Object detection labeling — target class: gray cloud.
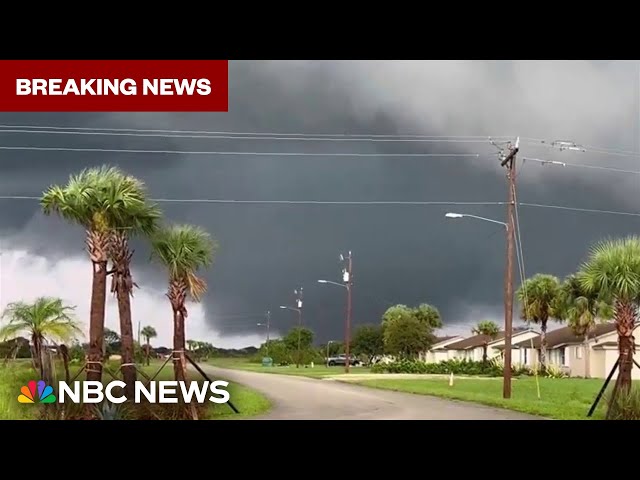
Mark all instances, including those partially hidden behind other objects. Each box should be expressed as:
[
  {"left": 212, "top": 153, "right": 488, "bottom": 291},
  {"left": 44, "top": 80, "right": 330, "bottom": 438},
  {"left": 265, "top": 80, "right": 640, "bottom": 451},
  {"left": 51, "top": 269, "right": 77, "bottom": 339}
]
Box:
[{"left": 0, "top": 60, "right": 638, "bottom": 347}]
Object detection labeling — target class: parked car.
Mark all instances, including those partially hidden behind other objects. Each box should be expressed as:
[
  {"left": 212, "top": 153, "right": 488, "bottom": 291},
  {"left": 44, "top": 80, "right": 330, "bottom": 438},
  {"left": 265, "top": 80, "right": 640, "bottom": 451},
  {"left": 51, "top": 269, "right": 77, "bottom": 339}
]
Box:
[{"left": 326, "top": 354, "right": 361, "bottom": 366}]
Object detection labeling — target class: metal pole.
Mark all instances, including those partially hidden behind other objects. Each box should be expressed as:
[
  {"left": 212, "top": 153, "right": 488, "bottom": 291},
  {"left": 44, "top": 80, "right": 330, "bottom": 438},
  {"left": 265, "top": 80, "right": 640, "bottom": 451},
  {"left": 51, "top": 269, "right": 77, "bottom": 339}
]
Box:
[
  {"left": 345, "top": 252, "right": 353, "bottom": 374},
  {"left": 326, "top": 341, "right": 331, "bottom": 367},
  {"left": 265, "top": 311, "right": 270, "bottom": 358},
  {"left": 297, "top": 308, "right": 302, "bottom": 368}
]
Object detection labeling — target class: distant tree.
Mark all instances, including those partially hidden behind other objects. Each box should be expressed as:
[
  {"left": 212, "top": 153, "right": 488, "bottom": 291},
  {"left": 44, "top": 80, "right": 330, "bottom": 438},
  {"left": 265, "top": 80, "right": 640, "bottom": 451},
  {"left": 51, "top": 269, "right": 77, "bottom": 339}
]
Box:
[
  {"left": 381, "top": 304, "right": 413, "bottom": 327},
  {"left": 283, "top": 326, "right": 314, "bottom": 367},
  {"left": 472, "top": 320, "right": 500, "bottom": 364},
  {"left": 141, "top": 326, "right": 157, "bottom": 366},
  {"left": 352, "top": 325, "right": 384, "bottom": 365},
  {"left": 0, "top": 297, "right": 82, "bottom": 382},
  {"left": 516, "top": 273, "right": 563, "bottom": 368},
  {"left": 103, "top": 328, "right": 120, "bottom": 359},
  {"left": 556, "top": 274, "right": 613, "bottom": 379},
  {"left": 383, "top": 315, "right": 436, "bottom": 359},
  {"left": 413, "top": 304, "right": 443, "bottom": 329}
]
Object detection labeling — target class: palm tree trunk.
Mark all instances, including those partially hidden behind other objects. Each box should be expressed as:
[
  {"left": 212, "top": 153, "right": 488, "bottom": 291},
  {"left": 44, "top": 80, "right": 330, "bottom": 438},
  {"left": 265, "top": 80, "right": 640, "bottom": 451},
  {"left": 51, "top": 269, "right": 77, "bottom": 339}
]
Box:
[
  {"left": 144, "top": 337, "right": 150, "bottom": 366},
  {"left": 30, "top": 335, "right": 40, "bottom": 373},
  {"left": 583, "top": 334, "right": 591, "bottom": 379},
  {"left": 86, "top": 229, "right": 110, "bottom": 382},
  {"left": 540, "top": 320, "right": 548, "bottom": 370},
  {"left": 482, "top": 345, "right": 488, "bottom": 364},
  {"left": 169, "top": 279, "right": 198, "bottom": 420},
  {"left": 613, "top": 300, "right": 635, "bottom": 394},
  {"left": 110, "top": 231, "right": 137, "bottom": 399}
]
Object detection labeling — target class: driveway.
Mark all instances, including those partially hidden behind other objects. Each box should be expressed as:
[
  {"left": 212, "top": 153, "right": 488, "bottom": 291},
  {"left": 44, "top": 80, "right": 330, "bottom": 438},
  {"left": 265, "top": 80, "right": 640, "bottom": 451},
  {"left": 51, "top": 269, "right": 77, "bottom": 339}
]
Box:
[{"left": 199, "top": 365, "right": 545, "bottom": 420}]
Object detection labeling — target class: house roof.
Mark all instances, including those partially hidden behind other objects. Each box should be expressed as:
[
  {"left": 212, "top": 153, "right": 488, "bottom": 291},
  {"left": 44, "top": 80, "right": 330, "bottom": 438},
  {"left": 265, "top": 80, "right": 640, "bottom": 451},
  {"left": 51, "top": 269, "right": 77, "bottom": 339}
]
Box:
[
  {"left": 512, "top": 322, "right": 617, "bottom": 349},
  {"left": 431, "top": 335, "right": 461, "bottom": 348},
  {"left": 443, "top": 328, "right": 529, "bottom": 350},
  {"left": 592, "top": 341, "right": 640, "bottom": 350}
]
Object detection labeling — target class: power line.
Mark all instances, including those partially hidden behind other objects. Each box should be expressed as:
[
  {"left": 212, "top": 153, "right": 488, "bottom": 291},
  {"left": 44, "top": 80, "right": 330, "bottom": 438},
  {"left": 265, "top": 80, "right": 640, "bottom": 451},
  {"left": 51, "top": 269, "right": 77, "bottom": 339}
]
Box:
[
  {"left": 0, "top": 196, "right": 504, "bottom": 206},
  {"left": 1, "top": 193, "right": 639, "bottom": 217},
  {"left": 524, "top": 156, "right": 640, "bottom": 175},
  {"left": 0, "top": 146, "right": 481, "bottom": 158},
  {"left": 0, "top": 123, "right": 515, "bottom": 140},
  {"left": 0, "top": 128, "right": 507, "bottom": 144},
  {"left": 520, "top": 137, "right": 640, "bottom": 159},
  {"left": 519, "top": 203, "right": 640, "bottom": 218}
]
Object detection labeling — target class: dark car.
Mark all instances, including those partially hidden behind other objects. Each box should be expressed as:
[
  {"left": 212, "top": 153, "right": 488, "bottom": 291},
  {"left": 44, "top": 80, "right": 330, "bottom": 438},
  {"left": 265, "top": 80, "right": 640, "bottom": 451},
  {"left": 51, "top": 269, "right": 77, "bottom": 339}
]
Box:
[{"left": 326, "top": 354, "right": 360, "bottom": 366}]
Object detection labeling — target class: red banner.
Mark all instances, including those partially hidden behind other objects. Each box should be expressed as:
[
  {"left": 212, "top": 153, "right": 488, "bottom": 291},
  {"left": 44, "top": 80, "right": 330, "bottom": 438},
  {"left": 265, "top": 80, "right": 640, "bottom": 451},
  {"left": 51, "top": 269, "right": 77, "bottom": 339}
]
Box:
[{"left": 0, "top": 60, "right": 228, "bottom": 112}]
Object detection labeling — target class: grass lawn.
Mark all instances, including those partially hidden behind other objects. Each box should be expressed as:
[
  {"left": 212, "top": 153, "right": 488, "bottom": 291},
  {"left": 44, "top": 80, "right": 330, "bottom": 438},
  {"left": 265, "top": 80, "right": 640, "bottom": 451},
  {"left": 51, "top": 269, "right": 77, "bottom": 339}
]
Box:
[
  {"left": 209, "top": 357, "right": 371, "bottom": 378},
  {"left": 350, "top": 376, "right": 616, "bottom": 420},
  {"left": 0, "top": 359, "right": 271, "bottom": 420}
]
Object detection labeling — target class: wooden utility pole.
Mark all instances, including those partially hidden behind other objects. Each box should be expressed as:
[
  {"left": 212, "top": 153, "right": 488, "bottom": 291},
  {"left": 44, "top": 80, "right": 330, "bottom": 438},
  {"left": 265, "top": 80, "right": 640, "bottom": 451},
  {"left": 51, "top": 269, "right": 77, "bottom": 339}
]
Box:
[
  {"left": 264, "top": 310, "right": 271, "bottom": 357},
  {"left": 500, "top": 137, "right": 519, "bottom": 400}
]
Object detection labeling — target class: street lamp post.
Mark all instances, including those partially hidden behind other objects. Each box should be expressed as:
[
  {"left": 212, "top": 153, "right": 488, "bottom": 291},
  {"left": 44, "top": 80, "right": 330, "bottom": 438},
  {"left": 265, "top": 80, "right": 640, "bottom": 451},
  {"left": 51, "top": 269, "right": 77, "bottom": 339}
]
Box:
[
  {"left": 257, "top": 310, "right": 270, "bottom": 358},
  {"left": 280, "top": 288, "right": 303, "bottom": 368},
  {"left": 445, "top": 212, "right": 514, "bottom": 399},
  {"left": 318, "top": 250, "right": 353, "bottom": 374}
]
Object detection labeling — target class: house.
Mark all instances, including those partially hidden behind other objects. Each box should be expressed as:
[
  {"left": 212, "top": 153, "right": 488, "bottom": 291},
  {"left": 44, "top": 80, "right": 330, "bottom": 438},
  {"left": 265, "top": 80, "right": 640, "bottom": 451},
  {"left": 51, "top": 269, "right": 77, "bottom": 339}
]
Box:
[
  {"left": 511, "top": 322, "right": 640, "bottom": 380},
  {"left": 439, "top": 327, "right": 537, "bottom": 366},
  {"left": 420, "top": 336, "right": 463, "bottom": 363}
]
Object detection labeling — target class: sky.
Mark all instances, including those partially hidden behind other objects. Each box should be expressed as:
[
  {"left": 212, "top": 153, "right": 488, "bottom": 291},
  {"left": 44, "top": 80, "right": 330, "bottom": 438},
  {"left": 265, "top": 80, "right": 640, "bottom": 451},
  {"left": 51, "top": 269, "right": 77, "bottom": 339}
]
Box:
[{"left": 0, "top": 60, "right": 639, "bottom": 348}]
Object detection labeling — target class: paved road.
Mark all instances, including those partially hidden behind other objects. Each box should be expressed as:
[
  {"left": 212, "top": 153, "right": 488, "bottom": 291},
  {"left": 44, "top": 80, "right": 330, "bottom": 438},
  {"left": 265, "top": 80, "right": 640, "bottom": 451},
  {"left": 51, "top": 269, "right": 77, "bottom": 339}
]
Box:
[{"left": 200, "top": 365, "right": 545, "bottom": 420}]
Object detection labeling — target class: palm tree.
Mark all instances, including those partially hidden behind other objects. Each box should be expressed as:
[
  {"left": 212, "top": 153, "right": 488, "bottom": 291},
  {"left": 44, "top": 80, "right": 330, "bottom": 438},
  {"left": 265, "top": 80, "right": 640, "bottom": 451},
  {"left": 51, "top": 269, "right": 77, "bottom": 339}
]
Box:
[
  {"left": 578, "top": 237, "right": 640, "bottom": 392},
  {"left": 41, "top": 165, "right": 159, "bottom": 384},
  {"left": 107, "top": 173, "right": 161, "bottom": 394},
  {"left": 516, "top": 273, "right": 562, "bottom": 369},
  {"left": 141, "top": 326, "right": 157, "bottom": 366},
  {"left": 151, "top": 224, "right": 217, "bottom": 384},
  {"left": 0, "top": 297, "right": 82, "bottom": 382},
  {"left": 472, "top": 320, "right": 500, "bottom": 364},
  {"left": 556, "top": 274, "right": 613, "bottom": 378}
]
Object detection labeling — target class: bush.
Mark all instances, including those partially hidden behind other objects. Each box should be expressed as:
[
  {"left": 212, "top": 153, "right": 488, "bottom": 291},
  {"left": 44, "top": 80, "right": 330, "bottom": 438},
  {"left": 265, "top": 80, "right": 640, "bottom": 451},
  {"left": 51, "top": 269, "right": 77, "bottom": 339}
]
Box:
[
  {"left": 605, "top": 386, "right": 640, "bottom": 420},
  {"left": 370, "top": 358, "right": 533, "bottom": 377}
]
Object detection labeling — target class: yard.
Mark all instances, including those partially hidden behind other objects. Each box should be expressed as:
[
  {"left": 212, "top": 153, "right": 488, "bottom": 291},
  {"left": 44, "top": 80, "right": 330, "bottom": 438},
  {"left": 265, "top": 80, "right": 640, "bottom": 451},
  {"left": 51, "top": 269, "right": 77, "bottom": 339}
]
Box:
[
  {"left": 348, "top": 375, "right": 622, "bottom": 420},
  {"left": 209, "top": 357, "right": 372, "bottom": 378},
  {"left": 0, "top": 359, "right": 271, "bottom": 420}
]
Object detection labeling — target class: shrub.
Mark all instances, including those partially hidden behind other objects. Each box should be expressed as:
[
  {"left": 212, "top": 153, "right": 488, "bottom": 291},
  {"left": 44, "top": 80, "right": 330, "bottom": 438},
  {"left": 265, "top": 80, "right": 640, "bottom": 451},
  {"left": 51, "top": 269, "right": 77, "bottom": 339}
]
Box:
[
  {"left": 543, "top": 364, "right": 567, "bottom": 378},
  {"left": 370, "top": 357, "right": 535, "bottom": 377},
  {"left": 605, "top": 386, "right": 640, "bottom": 420}
]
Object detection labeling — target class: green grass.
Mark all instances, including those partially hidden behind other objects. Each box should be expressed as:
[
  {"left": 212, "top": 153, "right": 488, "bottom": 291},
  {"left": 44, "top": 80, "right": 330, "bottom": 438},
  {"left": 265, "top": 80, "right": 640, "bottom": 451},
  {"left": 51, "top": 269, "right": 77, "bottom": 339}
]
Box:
[
  {"left": 209, "top": 357, "right": 371, "bottom": 378},
  {"left": 0, "top": 359, "right": 271, "bottom": 420},
  {"left": 351, "top": 376, "right": 614, "bottom": 420}
]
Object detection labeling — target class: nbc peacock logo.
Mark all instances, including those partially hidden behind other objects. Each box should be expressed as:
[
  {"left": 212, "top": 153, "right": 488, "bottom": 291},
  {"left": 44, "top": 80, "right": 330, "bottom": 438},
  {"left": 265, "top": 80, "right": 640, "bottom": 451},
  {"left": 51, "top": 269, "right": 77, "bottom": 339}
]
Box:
[{"left": 18, "top": 380, "right": 56, "bottom": 404}]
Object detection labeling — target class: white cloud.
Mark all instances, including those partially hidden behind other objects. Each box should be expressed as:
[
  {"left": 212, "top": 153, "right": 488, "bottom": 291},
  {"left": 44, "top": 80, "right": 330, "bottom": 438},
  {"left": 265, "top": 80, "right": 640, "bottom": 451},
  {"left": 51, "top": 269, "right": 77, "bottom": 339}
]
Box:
[{"left": 0, "top": 246, "right": 263, "bottom": 349}]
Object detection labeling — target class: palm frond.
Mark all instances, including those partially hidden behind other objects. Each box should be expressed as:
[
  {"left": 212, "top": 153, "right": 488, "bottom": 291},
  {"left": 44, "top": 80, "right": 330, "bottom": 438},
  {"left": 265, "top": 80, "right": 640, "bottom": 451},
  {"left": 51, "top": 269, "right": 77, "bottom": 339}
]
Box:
[
  {"left": 151, "top": 224, "right": 217, "bottom": 300},
  {"left": 0, "top": 297, "right": 82, "bottom": 344}
]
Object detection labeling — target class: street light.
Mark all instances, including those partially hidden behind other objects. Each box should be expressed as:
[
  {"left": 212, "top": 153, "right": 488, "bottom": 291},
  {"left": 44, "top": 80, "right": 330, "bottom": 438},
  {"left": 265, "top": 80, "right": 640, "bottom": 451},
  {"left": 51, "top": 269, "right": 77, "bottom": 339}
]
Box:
[
  {"left": 280, "top": 289, "right": 303, "bottom": 368},
  {"left": 257, "top": 310, "right": 270, "bottom": 358},
  {"left": 445, "top": 211, "right": 513, "bottom": 399},
  {"left": 317, "top": 250, "right": 353, "bottom": 374},
  {"left": 445, "top": 212, "right": 508, "bottom": 228}
]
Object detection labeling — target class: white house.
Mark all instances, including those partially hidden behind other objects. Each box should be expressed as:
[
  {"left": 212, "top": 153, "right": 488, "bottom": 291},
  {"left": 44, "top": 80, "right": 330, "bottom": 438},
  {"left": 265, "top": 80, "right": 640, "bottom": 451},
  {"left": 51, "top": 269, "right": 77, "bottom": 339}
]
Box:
[
  {"left": 511, "top": 322, "right": 640, "bottom": 380},
  {"left": 438, "top": 327, "right": 535, "bottom": 366},
  {"left": 420, "top": 336, "right": 463, "bottom": 363}
]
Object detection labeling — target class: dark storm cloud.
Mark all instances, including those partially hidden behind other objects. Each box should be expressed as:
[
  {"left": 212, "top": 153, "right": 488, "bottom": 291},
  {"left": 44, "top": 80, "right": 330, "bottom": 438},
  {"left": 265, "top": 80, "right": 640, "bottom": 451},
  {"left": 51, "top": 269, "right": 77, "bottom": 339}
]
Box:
[{"left": 1, "top": 60, "right": 639, "bottom": 344}]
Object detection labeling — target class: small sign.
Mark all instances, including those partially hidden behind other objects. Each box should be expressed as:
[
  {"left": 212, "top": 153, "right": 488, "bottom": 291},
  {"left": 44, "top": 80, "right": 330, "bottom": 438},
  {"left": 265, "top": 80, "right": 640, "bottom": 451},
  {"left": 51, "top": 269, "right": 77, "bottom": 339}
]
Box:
[{"left": 262, "top": 357, "right": 273, "bottom": 367}]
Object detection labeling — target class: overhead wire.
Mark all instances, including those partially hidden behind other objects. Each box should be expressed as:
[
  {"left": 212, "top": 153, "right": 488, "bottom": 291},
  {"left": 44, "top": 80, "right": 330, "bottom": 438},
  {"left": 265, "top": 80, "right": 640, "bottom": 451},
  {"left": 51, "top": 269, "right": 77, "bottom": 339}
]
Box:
[
  {"left": 0, "top": 146, "right": 482, "bottom": 157},
  {"left": 0, "top": 123, "right": 515, "bottom": 139},
  {"left": 0, "top": 128, "right": 509, "bottom": 143}
]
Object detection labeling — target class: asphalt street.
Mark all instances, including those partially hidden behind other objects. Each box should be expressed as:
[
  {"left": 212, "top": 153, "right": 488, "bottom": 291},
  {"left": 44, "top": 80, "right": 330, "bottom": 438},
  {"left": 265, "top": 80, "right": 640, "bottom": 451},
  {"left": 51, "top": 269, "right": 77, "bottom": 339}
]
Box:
[{"left": 200, "top": 365, "right": 545, "bottom": 420}]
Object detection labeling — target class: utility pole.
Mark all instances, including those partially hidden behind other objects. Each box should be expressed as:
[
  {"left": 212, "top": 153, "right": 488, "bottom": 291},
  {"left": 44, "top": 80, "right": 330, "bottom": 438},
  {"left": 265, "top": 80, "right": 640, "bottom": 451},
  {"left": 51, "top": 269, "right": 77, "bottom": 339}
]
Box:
[
  {"left": 499, "top": 137, "right": 519, "bottom": 399},
  {"left": 342, "top": 251, "right": 353, "bottom": 374},
  {"left": 295, "top": 288, "right": 303, "bottom": 368},
  {"left": 264, "top": 311, "right": 270, "bottom": 357}
]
